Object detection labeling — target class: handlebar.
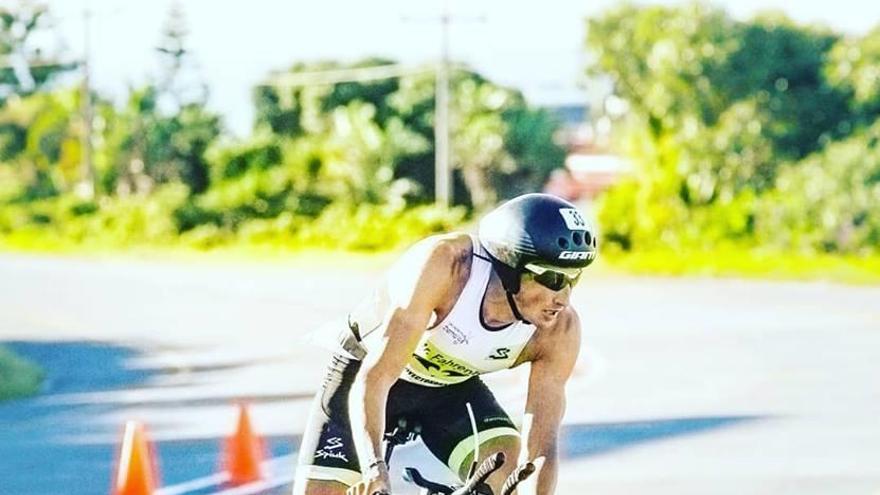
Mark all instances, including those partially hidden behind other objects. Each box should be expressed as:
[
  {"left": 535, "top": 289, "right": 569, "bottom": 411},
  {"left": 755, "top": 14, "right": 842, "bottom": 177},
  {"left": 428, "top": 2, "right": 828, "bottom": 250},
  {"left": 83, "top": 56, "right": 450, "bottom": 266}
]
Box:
[
  {"left": 452, "top": 452, "right": 504, "bottom": 495},
  {"left": 402, "top": 451, "right": 536, "bottom": 495}
]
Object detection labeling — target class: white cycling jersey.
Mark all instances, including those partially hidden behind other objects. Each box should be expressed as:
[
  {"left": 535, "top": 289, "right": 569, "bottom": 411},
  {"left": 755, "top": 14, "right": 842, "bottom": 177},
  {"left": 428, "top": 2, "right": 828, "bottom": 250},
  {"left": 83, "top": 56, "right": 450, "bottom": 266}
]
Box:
[{"left": 350, "top": 236, "right": 537, "bottom": 387}]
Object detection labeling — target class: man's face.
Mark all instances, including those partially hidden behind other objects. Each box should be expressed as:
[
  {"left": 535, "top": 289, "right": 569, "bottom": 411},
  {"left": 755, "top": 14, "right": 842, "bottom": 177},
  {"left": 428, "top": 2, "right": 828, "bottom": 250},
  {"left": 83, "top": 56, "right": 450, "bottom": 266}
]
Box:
[{"left": 515, "top": 272, "right": 574, "bottom": 326}]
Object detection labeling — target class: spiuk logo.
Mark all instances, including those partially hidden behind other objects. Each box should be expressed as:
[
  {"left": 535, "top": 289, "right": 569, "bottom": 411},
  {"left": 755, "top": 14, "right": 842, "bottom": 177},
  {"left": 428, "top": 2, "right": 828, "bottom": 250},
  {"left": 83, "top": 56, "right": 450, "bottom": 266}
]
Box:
[
  {"left": 315, "top": 436, "right": 348, "bottom": 462},
  {"left": 487, "top": 347, "right": 511, "bottom": 360}
]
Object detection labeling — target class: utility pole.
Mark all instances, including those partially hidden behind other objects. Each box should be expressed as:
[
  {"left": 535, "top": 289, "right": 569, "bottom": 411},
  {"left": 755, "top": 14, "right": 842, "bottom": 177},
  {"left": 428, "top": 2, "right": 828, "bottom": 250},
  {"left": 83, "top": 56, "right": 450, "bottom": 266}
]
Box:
[
  {"left": 77, "top": 7, "right": 96, "bottom": 200},
  {"left": 435, "top": 7, "right": 451, "bottom": 208},
  {"left": 404, "top": 5, "right": 484, "bottom": 208}
]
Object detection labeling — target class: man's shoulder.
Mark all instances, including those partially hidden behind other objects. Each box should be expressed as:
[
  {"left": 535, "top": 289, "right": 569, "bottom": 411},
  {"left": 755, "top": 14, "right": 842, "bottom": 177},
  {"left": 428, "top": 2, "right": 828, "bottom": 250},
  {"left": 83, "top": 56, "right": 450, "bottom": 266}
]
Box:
[
  {"left": 385, "top": 233, "right": 473, "bottom": 302},
  {"left": 412, "top": 232, "right": 474, "bottom": 268}
]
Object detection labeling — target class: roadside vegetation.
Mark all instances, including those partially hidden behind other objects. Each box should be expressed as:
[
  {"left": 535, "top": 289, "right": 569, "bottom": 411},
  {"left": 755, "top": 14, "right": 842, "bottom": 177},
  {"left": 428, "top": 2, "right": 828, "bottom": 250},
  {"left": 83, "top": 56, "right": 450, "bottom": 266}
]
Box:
[
  {"left": 0, "top": 346, "right": 44, "bottom": 401},
  {"left": 588, "top": 5, "right": 880, "bottom": 282},
  {"left": 0, "top": 4, "right": 878, "bottom": 281}
]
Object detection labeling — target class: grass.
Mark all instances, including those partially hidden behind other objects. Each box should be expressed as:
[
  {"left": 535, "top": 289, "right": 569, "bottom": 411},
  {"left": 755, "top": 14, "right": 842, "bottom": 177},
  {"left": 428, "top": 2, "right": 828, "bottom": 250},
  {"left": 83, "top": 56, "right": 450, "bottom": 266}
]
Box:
[
  {"left": 601, "top": 247, "right": 880, "bottom": 285},
  {"left": 0, "top": 345, "right": 44, "bottom": 402},
  {"left": 3, "top": 228, "right": 880, "bottom": 284},
  {"left": 0, "top": 233, "right": 401, "bottom": 272}
]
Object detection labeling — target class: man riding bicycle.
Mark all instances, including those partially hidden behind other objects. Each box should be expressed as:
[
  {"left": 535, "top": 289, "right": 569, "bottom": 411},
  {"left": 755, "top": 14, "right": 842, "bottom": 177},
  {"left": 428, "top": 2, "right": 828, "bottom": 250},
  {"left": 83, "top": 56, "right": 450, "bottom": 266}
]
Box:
[{"left": 294, "top": 194, "right": 598, "bottom": 495}]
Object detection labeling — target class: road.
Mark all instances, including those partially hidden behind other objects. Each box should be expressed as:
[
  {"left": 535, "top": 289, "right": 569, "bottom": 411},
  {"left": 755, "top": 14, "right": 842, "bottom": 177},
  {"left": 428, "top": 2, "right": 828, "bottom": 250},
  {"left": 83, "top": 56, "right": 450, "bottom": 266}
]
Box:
[{"left": 1, "top": 254, "right": 879, "bottom": 494}]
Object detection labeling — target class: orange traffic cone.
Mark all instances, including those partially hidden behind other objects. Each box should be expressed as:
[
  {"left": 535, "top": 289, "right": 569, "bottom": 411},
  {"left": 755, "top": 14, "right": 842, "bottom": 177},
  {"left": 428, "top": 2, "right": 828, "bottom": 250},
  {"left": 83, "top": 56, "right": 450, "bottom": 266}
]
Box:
[
  {"left": 223, "top": 402, "right": 265, "bottom": 485},
  {"left": 113, "top": 421, "right": 158, "bottom": 495}
]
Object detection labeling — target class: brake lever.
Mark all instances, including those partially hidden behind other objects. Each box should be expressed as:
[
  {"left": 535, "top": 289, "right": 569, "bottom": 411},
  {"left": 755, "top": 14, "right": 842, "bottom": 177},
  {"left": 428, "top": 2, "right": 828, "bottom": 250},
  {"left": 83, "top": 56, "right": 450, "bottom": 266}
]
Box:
[
  {"left": 451, "top": 452, "right": 505, "bottom": 495},
  {"left": 500, "top": 456, "right": 544, "bottom": 495},
  {"left": 403, "top": 467, "right": 455, "bottom": 495}
]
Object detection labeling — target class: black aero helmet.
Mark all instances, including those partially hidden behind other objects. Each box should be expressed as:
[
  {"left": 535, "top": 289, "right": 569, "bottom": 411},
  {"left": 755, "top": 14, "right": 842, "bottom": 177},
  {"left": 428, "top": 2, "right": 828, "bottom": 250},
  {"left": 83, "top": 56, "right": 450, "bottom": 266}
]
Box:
[{"left": 479, "top": 193, "right": 598, "bottom": 293}]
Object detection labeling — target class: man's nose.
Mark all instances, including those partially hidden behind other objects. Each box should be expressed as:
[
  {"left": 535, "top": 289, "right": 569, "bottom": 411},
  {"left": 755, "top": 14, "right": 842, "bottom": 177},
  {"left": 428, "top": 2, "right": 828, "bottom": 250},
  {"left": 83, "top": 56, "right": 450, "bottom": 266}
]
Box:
[{"left": 552, "top": 285, "right": 571, "bottom": 306}]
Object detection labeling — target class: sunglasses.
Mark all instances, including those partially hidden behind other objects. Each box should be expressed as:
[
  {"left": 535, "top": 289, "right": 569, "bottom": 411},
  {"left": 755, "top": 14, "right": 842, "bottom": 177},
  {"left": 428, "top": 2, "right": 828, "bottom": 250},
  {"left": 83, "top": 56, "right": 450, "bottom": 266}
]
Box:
[{"left": 523, "top": 263, "right": 583, "bottom": 291}]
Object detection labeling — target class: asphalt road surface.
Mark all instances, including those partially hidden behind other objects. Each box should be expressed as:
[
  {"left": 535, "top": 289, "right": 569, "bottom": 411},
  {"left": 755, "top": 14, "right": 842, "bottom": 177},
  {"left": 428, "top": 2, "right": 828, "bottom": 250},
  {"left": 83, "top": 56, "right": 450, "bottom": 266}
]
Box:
[{"left": 1, "top": 254, "right": 878, "bottom": 495}]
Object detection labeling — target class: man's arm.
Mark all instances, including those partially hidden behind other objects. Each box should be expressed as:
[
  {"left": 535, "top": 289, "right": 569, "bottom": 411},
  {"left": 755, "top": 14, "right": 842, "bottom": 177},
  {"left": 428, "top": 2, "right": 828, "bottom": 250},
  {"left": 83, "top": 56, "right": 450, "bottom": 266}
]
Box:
[
  {"left": 519, "top": 310, "right": 582, "bottom": 495},
  {"left": 348, "top": 238, "right": 464, "bottom": 492}
]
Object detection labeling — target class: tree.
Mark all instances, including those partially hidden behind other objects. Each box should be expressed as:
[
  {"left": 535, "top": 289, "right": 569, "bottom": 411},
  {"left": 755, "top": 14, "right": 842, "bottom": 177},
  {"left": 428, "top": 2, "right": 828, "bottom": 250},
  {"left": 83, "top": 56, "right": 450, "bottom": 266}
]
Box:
[
  {"left": 0, "top": 88, "right": 81, "bottom": 199},
  {"left": 102, "top": 1, "right": 219, "bottom": 196},
  {"left": 0, "top": 1, "right": 74, "bottom": 102},
  {"left": 155, "top": 0, "right": 207, "bottom": 111},
  {"left": 1, "top": 1, "right": 76, "bottom": 163},
  {"left": 825, "top": 24, "right": 880, "bottom": 128},
  {"left": 255, "top": 59, "right": 565, "bottom": 210},
  {"left": 586, "top": 4, "right": 859, "bottom": 251}
]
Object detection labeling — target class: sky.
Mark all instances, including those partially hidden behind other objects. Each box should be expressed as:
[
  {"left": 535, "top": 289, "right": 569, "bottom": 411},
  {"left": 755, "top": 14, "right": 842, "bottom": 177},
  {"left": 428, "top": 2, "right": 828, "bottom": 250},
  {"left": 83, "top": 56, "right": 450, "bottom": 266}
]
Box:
[{"left": 34, "top": 0, "right": 880, "bottom": 136}]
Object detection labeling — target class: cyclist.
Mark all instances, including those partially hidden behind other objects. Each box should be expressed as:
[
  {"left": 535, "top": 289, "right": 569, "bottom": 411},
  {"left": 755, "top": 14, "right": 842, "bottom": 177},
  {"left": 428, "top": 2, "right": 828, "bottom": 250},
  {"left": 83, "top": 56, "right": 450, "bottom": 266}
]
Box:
[{"left": 294, "top": 193, "right": 598, "bottom": 495}]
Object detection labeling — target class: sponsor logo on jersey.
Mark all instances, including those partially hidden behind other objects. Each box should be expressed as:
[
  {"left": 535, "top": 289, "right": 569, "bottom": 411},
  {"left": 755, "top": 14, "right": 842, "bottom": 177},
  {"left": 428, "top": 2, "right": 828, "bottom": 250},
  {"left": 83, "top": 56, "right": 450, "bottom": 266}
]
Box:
[
  {"left": 442, "top": 323, "right": 469, "bottom": 345},
  {"left": 487, "top": 347, "right": 511, "bottom": 360},
  {"left": 315, "top": 436, "right": 349, "bottom": 462},
  {"left": 403, "top": 367, "right": 446, "bottom": 386},
  {"left": 407, "top": 341, "right": 480, "bottom": 383}
]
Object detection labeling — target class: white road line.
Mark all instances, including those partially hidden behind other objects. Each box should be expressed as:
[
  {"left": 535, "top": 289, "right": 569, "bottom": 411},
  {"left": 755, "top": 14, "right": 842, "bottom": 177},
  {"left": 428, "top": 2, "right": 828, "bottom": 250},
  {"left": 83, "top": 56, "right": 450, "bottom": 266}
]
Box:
[
  {"left": 155, "top": 454, "right": 296, "bottom": 495},
  {"left": 208, "top": 472, "right": 296, "bottom": 495},
  {"left": 155, "top": 472, "right": 229, "bottom": 495}
]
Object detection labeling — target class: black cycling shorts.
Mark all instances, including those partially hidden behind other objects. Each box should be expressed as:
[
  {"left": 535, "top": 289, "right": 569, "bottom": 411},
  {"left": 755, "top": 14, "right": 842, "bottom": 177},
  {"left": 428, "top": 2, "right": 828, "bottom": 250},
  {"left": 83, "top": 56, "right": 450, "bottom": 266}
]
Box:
[{"left": 295, "top": 353, "right": 519, "bottom": 486}]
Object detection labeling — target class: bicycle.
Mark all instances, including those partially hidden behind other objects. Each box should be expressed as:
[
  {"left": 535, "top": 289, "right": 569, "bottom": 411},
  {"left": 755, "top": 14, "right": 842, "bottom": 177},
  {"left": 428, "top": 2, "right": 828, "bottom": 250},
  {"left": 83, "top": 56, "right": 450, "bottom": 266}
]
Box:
[
  {"left": 401, "top": 451, "right": 536, "bottom": 495},
  {"left": 347, "top": 416, "right": 538, "bottom": 495}
]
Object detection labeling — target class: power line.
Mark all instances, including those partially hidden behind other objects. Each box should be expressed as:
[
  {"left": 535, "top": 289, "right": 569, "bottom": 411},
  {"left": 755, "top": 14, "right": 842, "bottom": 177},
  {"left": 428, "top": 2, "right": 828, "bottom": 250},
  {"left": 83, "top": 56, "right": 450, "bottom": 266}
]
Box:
[{"left": 260, "top": 63, "right": 432, "bottom": 88}]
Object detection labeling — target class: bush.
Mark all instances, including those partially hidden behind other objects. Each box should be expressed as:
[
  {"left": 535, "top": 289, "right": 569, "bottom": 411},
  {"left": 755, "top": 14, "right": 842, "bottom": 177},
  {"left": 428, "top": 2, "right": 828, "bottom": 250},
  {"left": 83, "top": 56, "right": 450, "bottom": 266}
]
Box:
[
  {"left": 293, "top": 202, "right": 468, "bottom": 251},
  {"left": 0, "top": 345, "right": 44, "bottom": 401},
  {"left": 755, "top": 121, "right": 880, "bottom": 254}
]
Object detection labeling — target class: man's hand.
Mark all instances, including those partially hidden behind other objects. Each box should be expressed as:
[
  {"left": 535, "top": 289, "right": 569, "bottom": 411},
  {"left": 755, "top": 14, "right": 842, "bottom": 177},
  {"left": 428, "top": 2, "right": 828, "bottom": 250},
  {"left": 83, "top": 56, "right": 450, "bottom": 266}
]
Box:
[{"left": 346, "top": 460, "right": 392, "bottom": 495}]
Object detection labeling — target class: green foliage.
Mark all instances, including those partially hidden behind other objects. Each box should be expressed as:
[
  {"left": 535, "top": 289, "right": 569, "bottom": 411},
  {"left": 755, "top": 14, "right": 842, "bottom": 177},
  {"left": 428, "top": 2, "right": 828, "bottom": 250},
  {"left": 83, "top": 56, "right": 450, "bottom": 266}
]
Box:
[
  {"left": 1, "top": 0, "right": 77, "bottom": 175},
  {"left": 755, "top": 121, "right": 880, "bottom": 254},
  {"left": 0, "top": 184, "right": 190, "bottom": 248},
  {"left": 1, "top": 1, "right": 76, "bottom": 102},
  {"left": 0, "top": 88, "right": 81, "bottom": 199},
  {"left": 0, "top": 4, "right": 563, "bottom": 259},
  {"left": 102, "top": 86, "right": 221, "bottom": 196},
  {"left": 719, "top": 17, "right": 850, "bottom": 160},
  {"left": 589, "top": 3, "right": 880, "bottom": 256},
  {"left": 825, "top": 25, "right": 880, "bottom": 122},
  {"left": 0, "top": 184, "right": 465, "bottom": 254},
  {"left": 292, "top": 202, "right": 467, "bottom": 251},
  {"left": 0, "top": 345, "right": 44, "bottom": 401},
  {"left": 498, "top": 106, "right": 566, "bottom": 197},
  {"left": 208, "top": 133, "right": 283, "bottom": 181},
  {"left": 255, "top": 60, "right": 565, "bottom": 209},
  {"left": 603, "top": 246, "right": 880, "bottom": 285}
]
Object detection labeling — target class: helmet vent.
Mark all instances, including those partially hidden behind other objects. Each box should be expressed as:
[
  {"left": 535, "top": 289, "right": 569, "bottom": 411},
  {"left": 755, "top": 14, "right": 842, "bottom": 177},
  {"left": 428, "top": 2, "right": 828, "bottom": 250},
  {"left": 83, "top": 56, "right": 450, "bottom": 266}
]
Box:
[
  {"left": 572, "top": 232, "right": 583, "bottom": 245},
  {"left": 584, "top": 232, "right": 593, "bottom": 246},
  {"left": 557, "top": 237, "right": 570, "bottom": 249}
]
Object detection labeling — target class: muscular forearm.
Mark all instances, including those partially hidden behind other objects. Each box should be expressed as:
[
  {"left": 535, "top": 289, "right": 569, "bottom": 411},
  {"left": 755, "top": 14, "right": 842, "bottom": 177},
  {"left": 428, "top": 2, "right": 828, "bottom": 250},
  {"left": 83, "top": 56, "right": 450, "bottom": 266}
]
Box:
[{"left": 349, "top": 370, "right": 393, "bottom": 470}]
